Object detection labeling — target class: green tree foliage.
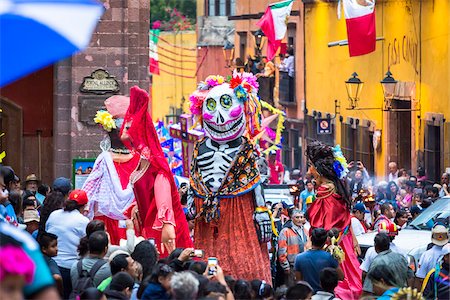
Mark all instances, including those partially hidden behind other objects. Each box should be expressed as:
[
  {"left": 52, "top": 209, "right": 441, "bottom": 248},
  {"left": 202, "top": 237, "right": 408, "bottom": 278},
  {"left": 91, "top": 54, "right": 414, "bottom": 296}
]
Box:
[{"left": 150, "top": 0, "right": 196, "bottom": 31}]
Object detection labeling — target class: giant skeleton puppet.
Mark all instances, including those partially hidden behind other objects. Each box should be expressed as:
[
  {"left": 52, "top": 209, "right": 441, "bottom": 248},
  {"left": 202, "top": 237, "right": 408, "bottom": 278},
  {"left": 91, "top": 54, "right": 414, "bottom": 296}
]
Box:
[{"left": 188, "top": 73, "right": 272, "bottom": 282}]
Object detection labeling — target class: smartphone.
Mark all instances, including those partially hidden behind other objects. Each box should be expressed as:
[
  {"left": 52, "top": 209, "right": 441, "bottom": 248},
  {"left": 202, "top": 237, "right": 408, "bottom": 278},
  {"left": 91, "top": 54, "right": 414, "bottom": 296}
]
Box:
[
  {"left": 148, "top": 238, "right": 155, "bottom": 246},
  {"left": 190, "top": 249, "right": 204, "bottom": 258},
  {"left": 207, "top": 257, "right": 218, "bottom": 276},
  {"left": 118, "top": 220, "right": 127, "bottom": 228}
]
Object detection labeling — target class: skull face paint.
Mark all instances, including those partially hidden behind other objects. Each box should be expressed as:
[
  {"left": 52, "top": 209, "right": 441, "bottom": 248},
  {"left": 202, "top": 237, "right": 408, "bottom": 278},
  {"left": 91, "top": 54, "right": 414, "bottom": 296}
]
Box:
[{"left": 202, "top": 84, "right": 246, "bottom": 143}]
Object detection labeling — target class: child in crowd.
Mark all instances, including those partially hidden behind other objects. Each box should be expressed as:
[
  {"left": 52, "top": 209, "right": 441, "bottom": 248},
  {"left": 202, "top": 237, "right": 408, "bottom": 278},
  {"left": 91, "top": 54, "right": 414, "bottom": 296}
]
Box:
[{"left": 38, "top": 232, "right": 63, "bottom": 295}]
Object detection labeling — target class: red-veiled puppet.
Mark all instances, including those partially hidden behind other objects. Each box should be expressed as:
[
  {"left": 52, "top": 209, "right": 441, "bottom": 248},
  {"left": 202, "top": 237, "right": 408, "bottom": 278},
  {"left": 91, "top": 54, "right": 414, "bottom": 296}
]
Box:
[
  {"left": 82, "top": 96, "right": 140, "bottom": 245},
  {"left": 121, "top": 86, "right": 193, "bottom": 256}
]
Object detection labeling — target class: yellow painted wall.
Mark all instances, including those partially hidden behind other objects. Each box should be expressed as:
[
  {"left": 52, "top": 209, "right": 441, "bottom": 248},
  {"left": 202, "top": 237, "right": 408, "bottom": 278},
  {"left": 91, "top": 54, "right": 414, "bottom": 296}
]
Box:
[
  {"left": 151, "top": 30, "right": 197, "bottom": 121},
  {"left": 304, "top": 0, "right": 450, "bottom": 177}
]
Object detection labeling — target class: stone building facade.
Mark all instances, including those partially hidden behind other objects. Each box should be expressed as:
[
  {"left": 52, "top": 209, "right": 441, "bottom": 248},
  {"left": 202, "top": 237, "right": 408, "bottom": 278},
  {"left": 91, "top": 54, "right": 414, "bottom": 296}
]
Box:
[{"left": 0, "top": 0, "right": 150, "bottom": 182}]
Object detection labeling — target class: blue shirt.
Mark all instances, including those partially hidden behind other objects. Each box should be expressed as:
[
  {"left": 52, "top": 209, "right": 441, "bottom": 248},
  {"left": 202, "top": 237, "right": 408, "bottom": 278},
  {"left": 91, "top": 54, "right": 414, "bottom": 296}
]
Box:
[
  {"left": 299, "top": 190, "right": 314, "bottom": 212},
  {"left": 294, "top": 249, "right": 338, "bottom": 292}
]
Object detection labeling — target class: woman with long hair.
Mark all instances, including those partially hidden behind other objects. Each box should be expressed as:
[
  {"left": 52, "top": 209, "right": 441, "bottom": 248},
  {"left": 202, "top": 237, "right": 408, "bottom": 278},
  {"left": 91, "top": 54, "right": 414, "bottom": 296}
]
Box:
[
  {"left": 385, "top": 181, "right": 400, "bottom": 210},
  {"left": 38, "top": 191, "right": 65, "bottom": 234},
  {"left": 305, "top": 140, "right": 362, "bottom": 298}
]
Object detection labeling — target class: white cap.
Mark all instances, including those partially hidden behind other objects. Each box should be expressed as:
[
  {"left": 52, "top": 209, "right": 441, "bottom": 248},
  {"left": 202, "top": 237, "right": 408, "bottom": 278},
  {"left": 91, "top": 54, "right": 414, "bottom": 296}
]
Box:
[{"left": 431, "top": 225, "right": 449, "bottom": 246}]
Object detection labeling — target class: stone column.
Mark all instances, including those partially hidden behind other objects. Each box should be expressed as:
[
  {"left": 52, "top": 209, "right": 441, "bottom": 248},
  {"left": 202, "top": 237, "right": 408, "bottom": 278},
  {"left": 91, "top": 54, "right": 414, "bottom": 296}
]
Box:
[{"left": 53, "top": 0, "right": 150, "bottom": 178}]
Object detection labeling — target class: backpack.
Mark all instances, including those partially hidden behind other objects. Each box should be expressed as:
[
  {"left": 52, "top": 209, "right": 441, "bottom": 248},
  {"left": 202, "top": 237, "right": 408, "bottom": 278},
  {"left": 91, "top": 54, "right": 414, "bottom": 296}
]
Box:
[{"left": 69, "top": 259, "right": 107, "bottom": 299}]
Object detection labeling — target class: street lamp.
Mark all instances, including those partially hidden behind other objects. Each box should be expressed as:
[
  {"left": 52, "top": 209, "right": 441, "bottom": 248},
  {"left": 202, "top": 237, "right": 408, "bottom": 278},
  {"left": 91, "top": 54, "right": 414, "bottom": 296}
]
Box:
[
  {"left": 345, "top": 72, "right": 363, "bottom": 109},
  {"left": 253, "top": 29, "right": 265, "bottom": 59},
  {"left": 380, "top": 70, "right": 398, "bottom": 110},
  {"left": 222, "top": 40, "right": 235, "bottom": 69}
]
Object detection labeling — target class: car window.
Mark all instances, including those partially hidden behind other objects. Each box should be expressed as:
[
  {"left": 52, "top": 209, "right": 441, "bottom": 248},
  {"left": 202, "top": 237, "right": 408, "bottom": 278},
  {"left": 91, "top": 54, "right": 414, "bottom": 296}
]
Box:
[{"left": 409, "top": 198, "right": 450, "bottom": 229}]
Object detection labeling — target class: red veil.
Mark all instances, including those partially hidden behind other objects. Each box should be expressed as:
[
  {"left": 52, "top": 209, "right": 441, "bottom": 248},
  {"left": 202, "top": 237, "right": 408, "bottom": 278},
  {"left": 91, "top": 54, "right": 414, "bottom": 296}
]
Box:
[
  {"left": 120, "top": 86, "right": 191, "bottom": 244},
  {"left": 121, "top": 86, "right": 173, "bottom": 181}
]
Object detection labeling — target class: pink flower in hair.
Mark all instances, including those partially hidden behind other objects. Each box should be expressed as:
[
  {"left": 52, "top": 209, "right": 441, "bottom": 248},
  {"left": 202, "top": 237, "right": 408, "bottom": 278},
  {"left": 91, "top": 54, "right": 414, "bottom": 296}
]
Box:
[
  {"left": 189, "top": 90, "right": 208, "bottom": 116},
  {"left": 241, "top": 72, "right": 259, "bottom": 91},
  {"left": 0, "top": 245, "right": 35, "bottom": 284}
]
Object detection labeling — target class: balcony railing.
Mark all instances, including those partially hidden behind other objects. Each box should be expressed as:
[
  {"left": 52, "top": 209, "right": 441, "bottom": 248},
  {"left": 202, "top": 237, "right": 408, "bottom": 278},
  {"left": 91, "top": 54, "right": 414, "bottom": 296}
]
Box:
[{"left": 279, "top": 71, "right": 295, "bottom": 104}]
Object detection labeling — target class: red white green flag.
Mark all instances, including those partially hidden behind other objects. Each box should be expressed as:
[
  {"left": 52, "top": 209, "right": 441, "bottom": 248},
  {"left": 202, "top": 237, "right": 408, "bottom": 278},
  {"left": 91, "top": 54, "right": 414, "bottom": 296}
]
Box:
[
  {"left": 149, "top": 29, "right": 160, "bottom": 75},
  {"left": 257, "top": 0, "right": 293, "bottom": 61}
]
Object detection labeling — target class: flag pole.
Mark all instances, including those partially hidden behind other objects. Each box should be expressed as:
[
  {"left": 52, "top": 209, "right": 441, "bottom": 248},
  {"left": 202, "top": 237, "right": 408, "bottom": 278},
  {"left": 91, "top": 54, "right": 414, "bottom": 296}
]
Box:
[{"left": 328, "top": 37, "right": 384, "bottom": 47}]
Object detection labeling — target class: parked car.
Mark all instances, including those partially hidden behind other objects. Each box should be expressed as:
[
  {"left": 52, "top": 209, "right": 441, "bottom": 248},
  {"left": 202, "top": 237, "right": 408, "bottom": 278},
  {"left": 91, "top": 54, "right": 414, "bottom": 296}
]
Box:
[
  {"left": 263, "top": 184, "right": 295, "bottom": 207},
  {"left": 357, "top": 196, "right": 450, "bottom": 269}
]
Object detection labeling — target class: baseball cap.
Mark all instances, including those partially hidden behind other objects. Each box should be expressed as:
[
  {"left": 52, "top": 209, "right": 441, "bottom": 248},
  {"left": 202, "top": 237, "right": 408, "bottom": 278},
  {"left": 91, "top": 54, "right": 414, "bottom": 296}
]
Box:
[
  {"left": 53, "top": 177, "right": 72, "bottom": 196},
  {"left": 269, "top": 150, "right": 276, "bottom": 155},
  {"left": 354, "top": 203, "right": 370, "bottom": 213},
  {"left": 431, "top": 224, "right": 449, "bottom": 246},
  {"left": 68, "top": 189, "right": 88, "bottom": 205},
  {"left": 23, "top": 209, "right": 40, "bottom": 223}
]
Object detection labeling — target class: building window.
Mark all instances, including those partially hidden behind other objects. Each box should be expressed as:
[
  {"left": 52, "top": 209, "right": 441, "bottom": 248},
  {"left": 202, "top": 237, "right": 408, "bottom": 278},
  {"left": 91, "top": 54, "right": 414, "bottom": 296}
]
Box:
[
  {"left": 208, "top": 0, "right": 235, "bottom": 16},
  {"left": 238, "top": 31, "right": 247, "bottom": 62},
  {"left": 424, "top": 123, "right": 441, "bottom": 183},
  {"left": 341, "top": 122, "right": 375, "bottom": 176},
  {"left": 219, "top": 0, "right": 226, "bottom": 15},
  {"left": 208, "top": 0, "right": 216, "bottom": 16},
  {"left": 356, "top": 125, "right": 375, "bottom": 176},
  {"left": 230, "top": 0, "right": 236, "bottom": 15},
  {"left": 341, "top": 123, "right": 356, "bottom": 161},
  {"left": 282, "top": 130, "right": 291, "bottom": 169}
]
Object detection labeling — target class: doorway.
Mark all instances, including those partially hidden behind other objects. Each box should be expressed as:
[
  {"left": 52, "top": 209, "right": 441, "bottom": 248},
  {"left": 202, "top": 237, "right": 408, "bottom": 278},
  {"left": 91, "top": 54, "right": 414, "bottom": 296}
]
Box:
[{"left": 388, "top": 100, "right": 412, "bottom": 171}]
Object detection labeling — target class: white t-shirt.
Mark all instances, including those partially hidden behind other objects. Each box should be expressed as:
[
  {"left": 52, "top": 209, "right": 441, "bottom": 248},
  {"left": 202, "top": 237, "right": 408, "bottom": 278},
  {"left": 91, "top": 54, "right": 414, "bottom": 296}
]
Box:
[
  {"left": 360, "top": 242, "right": 405, "bottom": 272},
  {"left": 416, "top": 244, "right": 446, "bottom": 278},
  {"left": 46, "top": 209, "right": 89, "bottom": 269},
  {"left": 351, "top": 217, "right": 366, "bottom": 236}
]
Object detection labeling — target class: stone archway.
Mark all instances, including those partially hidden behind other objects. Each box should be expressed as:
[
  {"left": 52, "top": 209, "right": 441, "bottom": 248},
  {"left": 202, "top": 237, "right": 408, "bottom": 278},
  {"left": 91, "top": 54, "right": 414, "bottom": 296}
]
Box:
[{"left": 0, "top": 97, "right": 23, "bottom": 174}]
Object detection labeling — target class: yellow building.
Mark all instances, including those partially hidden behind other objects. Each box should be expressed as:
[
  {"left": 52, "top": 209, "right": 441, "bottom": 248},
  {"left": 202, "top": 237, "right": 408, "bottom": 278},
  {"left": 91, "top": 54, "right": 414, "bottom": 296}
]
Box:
[
  {"left": 151, "top": 30, "right": 197, "bottom": 122},
  {"left": 304, "top": 0, "right": 449, "bottom": 182}
]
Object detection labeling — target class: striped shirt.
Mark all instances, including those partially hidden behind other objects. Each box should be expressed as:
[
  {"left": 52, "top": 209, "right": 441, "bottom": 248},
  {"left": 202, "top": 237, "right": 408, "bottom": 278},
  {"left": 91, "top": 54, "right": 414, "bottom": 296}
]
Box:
[{"left": 278, "top": 224, "right": 308, "bottom": 270}]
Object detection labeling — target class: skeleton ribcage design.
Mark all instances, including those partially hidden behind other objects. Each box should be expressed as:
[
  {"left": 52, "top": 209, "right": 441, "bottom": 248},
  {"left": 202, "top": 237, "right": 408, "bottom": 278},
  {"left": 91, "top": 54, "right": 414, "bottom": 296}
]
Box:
[{"left": 197, "top": 139, "right": 240, "bottom": 192}]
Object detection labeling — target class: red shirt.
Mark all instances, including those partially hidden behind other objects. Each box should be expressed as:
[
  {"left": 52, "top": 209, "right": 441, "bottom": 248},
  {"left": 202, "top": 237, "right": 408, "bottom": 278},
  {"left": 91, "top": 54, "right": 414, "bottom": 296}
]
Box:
[{"left": 269, "top": 160, "right": 284, "bottom": 184}]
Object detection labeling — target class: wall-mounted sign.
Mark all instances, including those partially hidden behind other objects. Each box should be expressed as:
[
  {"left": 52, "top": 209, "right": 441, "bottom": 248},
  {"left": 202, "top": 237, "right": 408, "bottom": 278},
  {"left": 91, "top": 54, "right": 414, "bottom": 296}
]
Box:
[
  {"left": 80, "top": 69, "right": 120, "bottom": 94},
  {"left": 317, "top": 118, "right": 332, "bottom": 135}
]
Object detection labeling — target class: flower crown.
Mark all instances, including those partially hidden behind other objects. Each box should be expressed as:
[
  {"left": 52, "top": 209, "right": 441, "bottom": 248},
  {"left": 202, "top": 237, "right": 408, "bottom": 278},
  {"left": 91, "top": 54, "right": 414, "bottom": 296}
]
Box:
[
  {"left": 94, "top": 110, "right": 116, "bottom": 132},
  {"left": 331, "top": 145, "right": 349, "bottom": 180},
  {"left": 189, "top": 73, "right": 259, "bottom": 116},
  {"left": 189, "top": 72, "right": 262, "bottom": 138}
]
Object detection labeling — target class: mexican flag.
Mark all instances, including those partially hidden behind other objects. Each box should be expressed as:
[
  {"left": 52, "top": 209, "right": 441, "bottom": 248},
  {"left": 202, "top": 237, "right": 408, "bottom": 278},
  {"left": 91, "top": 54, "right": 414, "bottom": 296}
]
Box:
[
  {"left": 342, "top": 0, "right": 376, "bottom": 56},
  {"left": 257, "top": 0, "right": 293, "bottom": 61},
  {"left": 149, "top": 29, "right": 160, "bottom": 75}
]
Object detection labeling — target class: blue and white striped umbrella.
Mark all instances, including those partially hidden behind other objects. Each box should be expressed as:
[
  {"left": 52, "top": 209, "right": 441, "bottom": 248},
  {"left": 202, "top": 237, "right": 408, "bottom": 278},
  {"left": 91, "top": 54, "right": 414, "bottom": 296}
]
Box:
[{"left": 0, "top": 0, "right": 104, "bottom": 87}]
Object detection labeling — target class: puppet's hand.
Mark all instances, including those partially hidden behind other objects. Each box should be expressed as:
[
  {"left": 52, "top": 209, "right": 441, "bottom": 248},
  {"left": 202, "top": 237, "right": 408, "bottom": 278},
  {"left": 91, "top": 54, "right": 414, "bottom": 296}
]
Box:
[
  {"left": 253, "top": 207, "right": 273, "bottom": 243},
  {"left": 161, "top": 223, "right": 176, "bottom": 254}
]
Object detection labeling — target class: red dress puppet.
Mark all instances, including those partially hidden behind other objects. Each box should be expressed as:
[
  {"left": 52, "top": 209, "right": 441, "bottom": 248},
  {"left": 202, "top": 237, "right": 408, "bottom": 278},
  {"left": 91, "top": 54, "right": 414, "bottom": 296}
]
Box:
[
  {"left": 83, "top": 96, "right": 140, "bottom": 245},
  {"left": 121, "top": 86, "right": 193, "bottom": 255},
  {"left": 306, "top": 141, "right": 362, "bottom": 299}
]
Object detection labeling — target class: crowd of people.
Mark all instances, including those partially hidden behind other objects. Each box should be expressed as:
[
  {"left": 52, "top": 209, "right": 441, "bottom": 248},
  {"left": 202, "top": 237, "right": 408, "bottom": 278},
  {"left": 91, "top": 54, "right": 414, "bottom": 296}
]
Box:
[{"left": 1, "top": 155, "right": 449, "bottom": 299}]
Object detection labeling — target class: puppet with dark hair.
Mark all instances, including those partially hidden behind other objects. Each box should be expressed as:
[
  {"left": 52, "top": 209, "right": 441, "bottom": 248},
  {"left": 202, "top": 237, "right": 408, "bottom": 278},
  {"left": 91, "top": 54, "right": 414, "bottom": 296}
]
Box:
[{"left": 306, "top": 140, "right": 362, "bottom": 299}]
